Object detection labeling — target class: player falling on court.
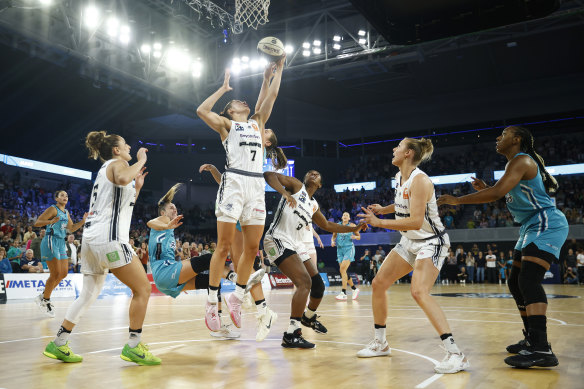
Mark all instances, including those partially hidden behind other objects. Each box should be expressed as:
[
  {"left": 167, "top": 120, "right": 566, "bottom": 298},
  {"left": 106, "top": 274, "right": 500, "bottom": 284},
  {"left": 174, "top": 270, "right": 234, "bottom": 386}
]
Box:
[
  {"left": 147, "top": 184, "right": 263, "bottom": 340},
  {"left": 43, "top": 131, "right": 160, "bottom": 366},
  {"left": 331, "top": 212, "right": 361, "bottom": 301},
  {"left": 438, "top": 126, "right": 568, "bottom": 368},
  {"left": 356, "top": 137, "right": 469, "bottom": 374},
  {"left": 263, "top": 170, "right": 367, "bottom": 348},
  {"left": 33, "top": 191, "right": 87, "bottom": 317},
  {"left": 200, "top": 163, "right": 278, "bottom": 341},
  {"left": 196, "top": 57, "right": 285, "bottom": 332}
]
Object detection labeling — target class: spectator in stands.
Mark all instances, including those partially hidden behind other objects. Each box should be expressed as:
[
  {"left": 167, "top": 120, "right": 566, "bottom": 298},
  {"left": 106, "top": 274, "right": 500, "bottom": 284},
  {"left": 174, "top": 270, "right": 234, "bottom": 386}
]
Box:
[
  {"left": 446, "top": 249, "right": 458, "bottom": 284},
  {"left": 465, "top": 251, "right": 475, "bottom": 284},
  {"left": 1, "top": 218, "right": 13, "bottom": 237},
  {"left": 0, "top": 247, "right": 11, "bottom": 273},
  {"left": 457, "top": 267, "right": 468, "bottom": 284},
  {"left": 30, "top": 229, "right": 44, "bottom": 259},
  {"left": 65, "top": 235, "right": 78, "bottom": 273},
  {"left": 577, "top": 248, "right": 584, "bottom": 285},
  {"left": 486, "top": 249, "right": 497, "bottom": 283},
  {"left": 7, "top": 239, "right": 22, "bottom": 263},
  {"left": 23, "top": 225, "right": 35, "bottom": 242},
  {"left": 563, "top": 267, "right": 578, "bottom": 284},
  {"left": 506, "top": 250, "right": 514, "bottom": 282},
  {"left": 359, "top": 249, "right": 371, "bottom": 285},
  {"left": 201, "top": 243, "right": 211, "bottom": 255},
  {"left": 476, "top": 251, "right": 486, "bottom": 283},
  {"left": 377, "top": 245, "right": 386, "bottom": 259},
  {"left": 180, "top": 242, "right": 191, "bottom": 261},
  {"left": 21, "top": 249, "right": 43, "bottom": 273},
  {"left": 137, "top": 241, "right": 149, "bottom": 273},
  {"left": 190, "top": 242, "right": 199, "bottom": 258},
  {"left": 564, "top": 249, "right": 577, "bottom": 276}
]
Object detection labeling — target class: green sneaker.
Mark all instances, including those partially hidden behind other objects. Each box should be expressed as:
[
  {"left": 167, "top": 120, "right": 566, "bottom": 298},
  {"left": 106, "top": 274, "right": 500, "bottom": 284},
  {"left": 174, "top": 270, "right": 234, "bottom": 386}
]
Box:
[
  {"left": 120, "top": 343, "right": 161, "bottom": 366},
  {"left": 43, "top": 341, "right": 83, "bottom": 363}
]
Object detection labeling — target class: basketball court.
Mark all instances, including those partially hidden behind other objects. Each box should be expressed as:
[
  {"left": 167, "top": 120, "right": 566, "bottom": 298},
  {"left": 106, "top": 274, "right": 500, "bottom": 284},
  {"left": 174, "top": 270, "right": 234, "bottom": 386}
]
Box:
[{"left": 1, "top": 283, "right": 582, "bottom": 388}]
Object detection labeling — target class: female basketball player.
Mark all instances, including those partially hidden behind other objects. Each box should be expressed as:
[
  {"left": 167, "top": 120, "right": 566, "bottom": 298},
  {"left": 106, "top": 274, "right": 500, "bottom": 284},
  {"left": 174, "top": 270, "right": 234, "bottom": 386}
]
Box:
[
  {"left": 196, "top": 57, "right": 285, "bottom": 331},
  {"left": 331, "top": 212, "right": 361, "bottom": 301},
  {"left": 356, "top": 137, "right": 469, "bottom": 374},
  {"left": 33, "top": 191, "right": 87, "bottom": 317},
  {"left": 147, "top": 183, "right": 248, "bottom": 339},
  {"left": 43, "top": 131, "right": 160, "bottom": 366},
  {"left": 438, "top": 126, "right": 568, "bottom": 368},
  {"left": 264, "top": 170, "right": 367, "bottom": 348},
  {"left": 199, "top": 162, "right": 276, "bottom": 341}
]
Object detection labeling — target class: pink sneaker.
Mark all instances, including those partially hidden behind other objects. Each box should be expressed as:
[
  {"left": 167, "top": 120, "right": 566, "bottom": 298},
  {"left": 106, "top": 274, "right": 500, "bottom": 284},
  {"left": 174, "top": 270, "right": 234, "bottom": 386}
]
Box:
[
  {"left": 205, "top": 301, "right": 221, "bottom": 331},
  {"left": 352, "top": 288, "right": 360, "bottom": 300},
  {"left": 225, "top": 293, "right": 242, "bottom": 328}
]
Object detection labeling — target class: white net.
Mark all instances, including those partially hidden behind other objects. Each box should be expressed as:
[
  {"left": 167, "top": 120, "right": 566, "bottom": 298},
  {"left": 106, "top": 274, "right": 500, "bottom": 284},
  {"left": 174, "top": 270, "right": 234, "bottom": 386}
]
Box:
[{"left": 234, "top": 0, "right": 270, "bottom": 33}]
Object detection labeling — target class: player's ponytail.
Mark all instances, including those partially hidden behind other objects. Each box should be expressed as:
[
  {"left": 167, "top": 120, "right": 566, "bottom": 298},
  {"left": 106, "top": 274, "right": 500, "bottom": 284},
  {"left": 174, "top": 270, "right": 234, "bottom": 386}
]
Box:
[
  {"left": 85, "top": 131, "right": 120, "bottom": 162},
  {"left": 405, "top": 137, "right": 434, "bottom": 165},
  {"left": 158, "top": 183, "right": 182, "bottom": 214},
  {"left": 510, "top": 126, "right": 559, "bottom": 193},
  {"left": 265, "top": 129, "right": 288, "bottom": 169},
  {"left": 219, "top": 101, "right": 234, "bottom": 120}
]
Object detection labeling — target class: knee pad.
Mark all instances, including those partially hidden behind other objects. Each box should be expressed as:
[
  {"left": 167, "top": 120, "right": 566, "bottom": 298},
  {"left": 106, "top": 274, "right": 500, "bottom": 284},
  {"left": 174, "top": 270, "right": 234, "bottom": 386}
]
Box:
[
  {"left": 190, "top": 254, "right": 212, "bottom": 274},
  {"left": 310, "top": 274, "right": 325, "bottom": 299},
  {"left": 65, "top": 274, "right": 106, "bottom": 324},
  {"left": 507, "top": 265, "right": 525, "bottom": 311},
  {"left": 518, "top": 261, "right": 548, "bottom": 306},
  {"left": 195, "top": 274, "right": 209, "bottom": 290}
]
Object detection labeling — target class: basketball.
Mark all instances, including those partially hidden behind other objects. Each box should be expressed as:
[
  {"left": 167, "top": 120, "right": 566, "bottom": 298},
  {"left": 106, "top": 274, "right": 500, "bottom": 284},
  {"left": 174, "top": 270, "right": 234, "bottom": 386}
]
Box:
[{"left": 257, "top": 36, "right": 285, "bottom": 62}]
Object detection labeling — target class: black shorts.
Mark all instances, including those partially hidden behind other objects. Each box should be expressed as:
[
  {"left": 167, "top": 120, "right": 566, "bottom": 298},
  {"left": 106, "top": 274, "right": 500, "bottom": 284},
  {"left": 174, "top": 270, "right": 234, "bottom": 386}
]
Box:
[{"left": 274, "top": 248, "right": 297, "bottom": 267}]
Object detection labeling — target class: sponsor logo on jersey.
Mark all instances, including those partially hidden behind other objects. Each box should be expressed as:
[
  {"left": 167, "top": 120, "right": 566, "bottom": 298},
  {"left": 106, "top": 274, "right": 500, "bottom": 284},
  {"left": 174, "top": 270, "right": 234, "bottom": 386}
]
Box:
[
  {"left": 313, "top": 204, "right": 318, "bottom": 213},
  {"left": 251, "top": 123, "right": 259, "bottom": 131},
  {"left": 235, "top": 124, "right": 245, "bottom": 131},
  {"left": 225, "top": 204, "right": 233, "bottom": 211},
  {"left": 402, "top": 188, "right": 409, "bottom": 199},
  {"left": 299, "top": 192, "right": 307, "bottom": 203},
  {"left": 253, "top": 208, "right": 265, "bottom": 214},
  {"left": 269, "top": 248, "right": 276, "bottom": 256},
  {"left": 106, "top": 251, "right": 121, "bottom": 263},
  {"left": 505, "top": 193, "right": 513, "bottom": 203}
]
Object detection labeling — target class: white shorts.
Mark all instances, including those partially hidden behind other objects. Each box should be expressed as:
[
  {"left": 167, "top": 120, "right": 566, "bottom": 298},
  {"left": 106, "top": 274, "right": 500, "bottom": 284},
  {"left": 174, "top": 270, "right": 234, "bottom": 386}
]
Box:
[
  {"left": 392, "top": 233, "right": 450, "bottom": 271},
  {"left": 216, "top": 172, "right": 265, "bottom": 226},
  {"left": 300, "top": 240, "right": 316, "bottom": 257},
  {"left": 80, "top": 241, "right": 136, "bottom": 275},
  {"left": 264, "top": 234, "right": 310, "bottom": 266}
]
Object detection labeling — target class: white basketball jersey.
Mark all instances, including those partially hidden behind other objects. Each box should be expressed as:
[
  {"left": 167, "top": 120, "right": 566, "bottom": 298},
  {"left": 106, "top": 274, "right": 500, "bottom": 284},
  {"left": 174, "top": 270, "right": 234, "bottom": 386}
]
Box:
[
  {"left": 83, "top": 159, "right": 136, "bottom": 244},
  {"left": 223, "top": 119, "right": 263, "bottom": 173},
  {"left": 394, "top": 168, "right": 445, "bottom": 240},
  {"left": 301, "top": 223, "right": 314, "bottom": 244},
  {"left": 267, "top": 185, "right": 319, "bottom": 243}
]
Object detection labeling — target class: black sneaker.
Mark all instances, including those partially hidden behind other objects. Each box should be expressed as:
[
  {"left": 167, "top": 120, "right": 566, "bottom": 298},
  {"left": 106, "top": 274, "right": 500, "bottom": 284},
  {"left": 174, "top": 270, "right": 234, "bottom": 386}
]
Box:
[
  {"left": 281, "top": 329, "right": 316, "bottom": 349},
  {"left": 504, "top": 346, "right": 559, "bottom": 368},
  {"left": 506, "top": 330, "right": 530, "bottom": 354},
  {"left": 301, "top": 313, "right": 328, "bottom": 334}
]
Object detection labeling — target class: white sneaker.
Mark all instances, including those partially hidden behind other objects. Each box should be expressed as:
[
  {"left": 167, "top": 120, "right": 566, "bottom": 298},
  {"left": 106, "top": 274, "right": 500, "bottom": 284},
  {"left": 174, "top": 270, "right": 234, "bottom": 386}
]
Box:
[
  {"left": 357, "top": 339, "right": 391, "bottom": 358},
  {"left": 352, "top": 288, "right": 360, "bottom": 300},
  {"left": 245, "top": 268, "right": 266, "bottom": 293},
  {"left": 210, "top": 323, "right": 241, "bottom": 340},
  {"left": 335, "top": 292, "right": 348, "bottom": 301},
  {"left": 256, "top": 307, "right": 278, "bottom": 342},
  {"left": 34, "top": 294, "right": 55, "bottom": 318},
  {"left": 434, "top": 351, "right": 470, "bottom": 374}
]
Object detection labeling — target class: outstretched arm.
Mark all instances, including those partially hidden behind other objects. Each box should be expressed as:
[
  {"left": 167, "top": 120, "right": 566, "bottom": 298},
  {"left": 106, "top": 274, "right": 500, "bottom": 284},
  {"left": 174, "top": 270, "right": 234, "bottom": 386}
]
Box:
[
  {"left": 196, "top": 70, "right": 233, "bottom": 140},
  {"left": 67, "top": 211, "right": 88, "bottom": 233},
  {"left": 368, "top": 204, "right": 395, "bottom": 215},
  {"left": 252, "top": 56, "right": 285, "bottom": 145},
  {"left": 312, "top": 227, "right": 324, "bottom": 249},
  {"left": 263, "top": 171, "right": 303, "bottom": 208},
  {"left": 147, "top": 215, "right": 184, "bottom": 231},
  {"left": 255, "top": 64, "right": 275, "bottom": 114},
  {"left": 199, "top": 164, "right": 222, "bottom": 185},
  {"left": 313, "top": 210, "right": 367, "bottom": 234}
]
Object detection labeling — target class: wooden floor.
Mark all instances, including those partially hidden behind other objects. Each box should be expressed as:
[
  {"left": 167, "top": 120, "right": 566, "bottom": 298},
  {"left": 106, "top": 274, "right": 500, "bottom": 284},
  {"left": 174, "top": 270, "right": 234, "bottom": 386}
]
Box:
[{"left": 1, "top": 283, "right": 583, "bottom": 389}]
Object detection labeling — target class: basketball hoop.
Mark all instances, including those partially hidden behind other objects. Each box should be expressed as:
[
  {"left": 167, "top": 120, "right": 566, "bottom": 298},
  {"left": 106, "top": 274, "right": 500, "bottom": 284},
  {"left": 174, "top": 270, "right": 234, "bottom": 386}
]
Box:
[{"left": 233, "top": 0, "right": 270, "bottom": 33}]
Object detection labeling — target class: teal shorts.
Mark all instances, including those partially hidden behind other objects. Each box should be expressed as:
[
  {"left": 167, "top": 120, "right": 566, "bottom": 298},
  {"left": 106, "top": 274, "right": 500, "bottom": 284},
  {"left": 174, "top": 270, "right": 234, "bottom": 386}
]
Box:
[
  {"left": 514, "top": 208, "right": 568, "bottom": 262},
  {"left": 337, "top": 245, "right": 355, "bottom": 263},
  {"left": 151, "top": 259, "right": 186, "bottom": 298},
  {"left": 41, "top": 236, "right": 68, "bottom": 261}
]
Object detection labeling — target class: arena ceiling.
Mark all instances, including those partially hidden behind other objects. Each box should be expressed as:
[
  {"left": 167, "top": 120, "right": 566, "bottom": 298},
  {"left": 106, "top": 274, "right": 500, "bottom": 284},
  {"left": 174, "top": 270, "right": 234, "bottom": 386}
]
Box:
[{"left": 1, "top": 0, "right": 584, "bottom": 167}]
